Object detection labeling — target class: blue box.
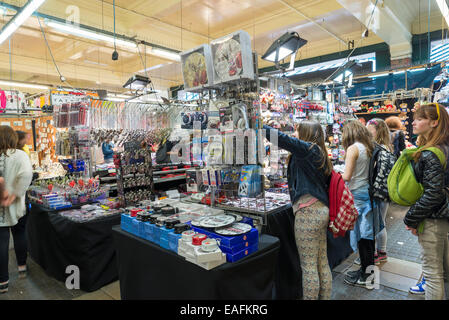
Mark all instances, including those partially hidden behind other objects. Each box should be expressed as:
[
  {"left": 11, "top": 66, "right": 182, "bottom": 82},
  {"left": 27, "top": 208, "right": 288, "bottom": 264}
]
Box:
[
  {"left": 159, "top": 227, "right": 173, "bottom": 250},
  {"left": 143, "top": 222, "right": 155, "bottom": 242},
  {"left": 225, "top": 242, "right": 258, "bottom": 262},
  {"left": 128, "top": 218, "right": 139, "bottom": 237},
  {"left": 121, "top": 214, "right": 133, "bottom": 227},
  {"left": 152, "top": 225, "right": 162, "bottom": 245},
  {"left": 191, "top": 225, "right": 258, "bottom": 247},
  {"left": 168, "top": 232, "right": 182, "bottom": 253},
  {"left": 241, "top": 216, "right": 254, "bottom": 227},
  {"left": 220, "top": 238, "right": 258, "bottom": 255},
  {"left": 138, "top": 221, "right": 146, "bottom": 238},
  {"left": 160, "top": 236, "right": 170, "bottom": 250}
]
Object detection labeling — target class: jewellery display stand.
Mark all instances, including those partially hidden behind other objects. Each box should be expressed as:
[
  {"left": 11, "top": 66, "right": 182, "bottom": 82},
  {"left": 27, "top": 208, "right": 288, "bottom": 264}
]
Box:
[{"left": 115, "top": 147, "right": 153, "bottom": 207}]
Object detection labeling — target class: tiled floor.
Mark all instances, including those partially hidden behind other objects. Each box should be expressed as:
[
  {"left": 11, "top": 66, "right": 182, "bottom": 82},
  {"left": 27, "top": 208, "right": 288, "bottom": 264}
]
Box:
[{"left": 0, "top": 203, "right": 430, "bottom": 300}]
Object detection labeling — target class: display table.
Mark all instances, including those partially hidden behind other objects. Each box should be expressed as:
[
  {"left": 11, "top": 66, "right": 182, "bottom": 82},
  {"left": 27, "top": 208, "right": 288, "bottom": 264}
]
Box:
[
  {"left": 27, "top": 203, "right": 121, "bottom": 292},
  {"left": 112, "top": 226, "right": 280, "bottom": 300},
  {"left": 264, "top": 205, "right": 353, "bottom": 300}
]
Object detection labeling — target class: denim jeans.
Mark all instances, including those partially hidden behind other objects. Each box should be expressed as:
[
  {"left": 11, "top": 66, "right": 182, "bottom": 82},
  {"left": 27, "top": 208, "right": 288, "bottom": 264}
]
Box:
[
  {"left": 375, "top": 200, "right": 389, "bottom": 253},
  {"left": 418, "top": 218, "right": 449, "bottom": 300},
  {"left": 0, "top": 214, "right": 28, "bottom": 283}
]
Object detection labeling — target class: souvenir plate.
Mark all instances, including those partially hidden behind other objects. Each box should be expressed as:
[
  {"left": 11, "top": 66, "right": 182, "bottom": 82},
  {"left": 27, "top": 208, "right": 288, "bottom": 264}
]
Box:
[
  {"left": 215, "top": 223, "right": 252, "bottom": 236},
  {"left": 226, "top": 212, "right": 243, "bottom": 222},
  {"left": 198, "top": 214, "right": 236, "bottom": 228}
]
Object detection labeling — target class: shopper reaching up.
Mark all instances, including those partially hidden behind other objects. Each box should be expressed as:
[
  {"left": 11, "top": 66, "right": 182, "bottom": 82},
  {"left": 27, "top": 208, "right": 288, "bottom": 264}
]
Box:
[
  {"left": 341, "top": 120, "right": 384, "bottom": 289},
  {"left": 264, "top": 120, "right": 333, "bottom": 300},
  {"left": 403, "top": 103, "right": 449, "bottom": 300}
]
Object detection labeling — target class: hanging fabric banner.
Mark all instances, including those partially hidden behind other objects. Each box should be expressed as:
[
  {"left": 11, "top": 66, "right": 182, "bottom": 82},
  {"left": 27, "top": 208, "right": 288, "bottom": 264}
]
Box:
[{"left": 347, "top": 64, "right": 442, "bottom": 98}]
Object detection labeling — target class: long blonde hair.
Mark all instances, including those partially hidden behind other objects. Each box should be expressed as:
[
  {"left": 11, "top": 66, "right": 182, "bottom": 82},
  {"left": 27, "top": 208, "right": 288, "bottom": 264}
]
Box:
[
  {"left": 342, "top": 120, "right": 374, "bottom": 157},
  {"left": 367, "top": 118, "right": 393, "bottom": 152},
  {"left": 293, "top": 121, "right": 333, "bottom": 176}
]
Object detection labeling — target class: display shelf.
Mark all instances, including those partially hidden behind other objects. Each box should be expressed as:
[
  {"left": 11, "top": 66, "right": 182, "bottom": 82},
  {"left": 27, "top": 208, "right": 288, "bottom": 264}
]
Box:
[
  {"left": 100, "top": 176, "right": 117, "bottom": 182},
  {"left": 153, "top": 168, "right": 187, "bottom": 175},
  {"left": 153, "top": 175, "right": 187, "bottom": 184}
]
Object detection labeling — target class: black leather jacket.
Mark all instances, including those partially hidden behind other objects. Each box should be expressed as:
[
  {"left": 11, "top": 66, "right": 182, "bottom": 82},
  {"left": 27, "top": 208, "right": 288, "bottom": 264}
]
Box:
[{"left": 404, "top": 150, "right": 449, "bottom": 229}]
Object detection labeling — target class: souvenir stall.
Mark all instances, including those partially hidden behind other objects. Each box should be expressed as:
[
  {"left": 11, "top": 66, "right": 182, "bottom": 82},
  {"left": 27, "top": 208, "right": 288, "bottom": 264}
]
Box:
[
  {"left": 25, "top": 91, "right": 125, "bottom": 292},
  {"left": 112, "top": 30, "right": 352, "bottom": 300}
]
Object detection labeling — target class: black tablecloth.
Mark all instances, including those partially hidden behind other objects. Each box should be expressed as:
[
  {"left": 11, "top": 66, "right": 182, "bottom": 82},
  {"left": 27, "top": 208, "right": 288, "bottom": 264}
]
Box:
[
  {"left": 264, "top": 205, "right": 353, "bottom": 300},
  {"left": 112, "top": 226, "right": 280, "bottom": 300},
  {"left": 27, "top": 204, "right": 121, "bottom": 292}
]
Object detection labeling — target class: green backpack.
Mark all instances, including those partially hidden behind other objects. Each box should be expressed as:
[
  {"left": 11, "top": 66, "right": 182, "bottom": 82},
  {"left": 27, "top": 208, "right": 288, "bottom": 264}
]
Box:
[{"left": 387, "top": 147, "right": 447, "bottom": 207}]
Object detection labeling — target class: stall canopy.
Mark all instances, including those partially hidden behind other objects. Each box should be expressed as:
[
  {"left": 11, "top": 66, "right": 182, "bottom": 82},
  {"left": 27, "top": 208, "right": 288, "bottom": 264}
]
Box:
[{"left": 347, "top": 64, "right": 442, "bottom": 98}]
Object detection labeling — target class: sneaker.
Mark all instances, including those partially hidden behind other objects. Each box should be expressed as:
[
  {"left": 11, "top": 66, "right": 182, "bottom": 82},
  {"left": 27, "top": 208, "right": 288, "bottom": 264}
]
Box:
[
  {"left": 346, "top": 269, "right": 361, "bottom": 278},
  {"left": 0, "top": 281, "right": 8, "bottom": 294},
  {"left": 18, "top": 266, "right": 27, "bottom": 279},
  {"left": 354, "top": 257, "right": 361, "bottom": 265},
  {"left": 344, "top": 269, "right": 374, "bottom": 290},
  {"left": 409, "top": 277, "right": 426, "bottom": 295},
  {"left": 375, "top": 251, "right": 387, "bottom": 265}
]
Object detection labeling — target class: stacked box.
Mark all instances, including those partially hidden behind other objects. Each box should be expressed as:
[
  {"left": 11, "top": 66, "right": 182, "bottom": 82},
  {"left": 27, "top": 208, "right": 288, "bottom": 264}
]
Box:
[
  {"left": 190, "top": 225, "right": 258, "bottom": 263},
  {"left": 143, "top": 222, "right": 154, "bottom": 242},
  {"left": 168, "top": 232, "right": 182, "bottom": 253},
  {"left": 159, "top": 227, "right": 172, "bottom": 250},
  {"left": 120, "top": 214, "right": 133, "bottom": 233},
  {"left": 225, "top": 243, "right": 258, "bottom": 262},
  {"left": 152, "top": 225, "right": 162, "bottom": 246}
]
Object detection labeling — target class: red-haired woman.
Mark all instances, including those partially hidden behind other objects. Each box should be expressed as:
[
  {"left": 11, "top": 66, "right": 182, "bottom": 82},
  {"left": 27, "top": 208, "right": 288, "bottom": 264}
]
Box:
[{"left": 404, "top": 103, "right": 449, "bottom": 300}]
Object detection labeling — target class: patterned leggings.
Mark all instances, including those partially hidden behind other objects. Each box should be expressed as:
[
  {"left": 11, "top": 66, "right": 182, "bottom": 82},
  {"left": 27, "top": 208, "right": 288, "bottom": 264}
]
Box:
[{"left": 294, "top": 199, "right": 332, "bottom": 300}]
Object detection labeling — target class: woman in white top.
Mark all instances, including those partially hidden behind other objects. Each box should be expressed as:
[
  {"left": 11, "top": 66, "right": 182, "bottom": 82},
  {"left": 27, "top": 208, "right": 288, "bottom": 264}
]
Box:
[
  {"left": 0, "top": 126, "right": 33, "bottom": 294},
  {"left": 341, "top": 120, "right": 384, "bottom": 289}
]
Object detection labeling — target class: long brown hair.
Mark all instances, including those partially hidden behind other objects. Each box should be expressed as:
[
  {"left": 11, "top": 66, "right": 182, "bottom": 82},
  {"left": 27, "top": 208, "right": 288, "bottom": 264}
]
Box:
[
  {"left": 342, "top": 120, "right": 374, "bottom": 157},
  {"left": 294, "top": 121, "right": 333, "bottom": 176},
  {"left": 0, "top": 126, "right": 18, "bottom": 156},
  {"left": 367, "top": 118, "right": 393, "bottom": 152},
  {"left": 412, "top": 103, "right": 449, "bottom": 161}
]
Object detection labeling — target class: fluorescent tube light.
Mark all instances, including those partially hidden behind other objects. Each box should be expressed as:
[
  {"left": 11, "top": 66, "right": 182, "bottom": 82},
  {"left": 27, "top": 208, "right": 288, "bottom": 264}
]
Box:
[
  {"left": 0, "top": 0, "right": 46, "bottom": 45},
  {"left": 45, "top": 20, "right": 137, "bottom": 49},
  {"left": 409, "top": 68, "right": 426, "bottom": 72},
  {"left": 150, "top": 48, "right": 181, "bottom": 62},
  {"left": 0, "top": 80, "right": 49, "bottom": 90}
]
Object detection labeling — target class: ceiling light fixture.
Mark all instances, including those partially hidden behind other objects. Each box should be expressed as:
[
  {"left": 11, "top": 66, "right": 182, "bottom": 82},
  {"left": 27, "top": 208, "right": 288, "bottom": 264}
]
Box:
[
  {"left": 45, "top": 19, "right": 137, "bottom": 49},
  {"left": 0, "top": 0, "right": 47, "bottom": 45},
  {"left": 0, "top": 80, "right": 49, "bottom": 90},
  {"left": 262, "top": 32, "right": 307, "bottom": 70},
  {"left": 123, "top": 74, "right": 151, "bottom": 90},
  {"left": 149, "top": 48, "right": 181, "bottom": 62}
]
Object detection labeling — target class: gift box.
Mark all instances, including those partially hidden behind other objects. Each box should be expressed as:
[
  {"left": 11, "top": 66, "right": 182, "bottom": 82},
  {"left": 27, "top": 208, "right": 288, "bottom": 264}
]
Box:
[
  {"left": 143, "top": 222, "right": 155, "bottom": 243},
  {"left": 225, "top": 242, "right": 258, "bottom": 262},
  {"left": 190, "top": 225, "right": 258, "bottom": 248},
  {"left": 168, "top": 232, "right": 182, "bottom": 253},
  {"left": 220, "top": 238, "right": 258, "bottom": 255}
]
